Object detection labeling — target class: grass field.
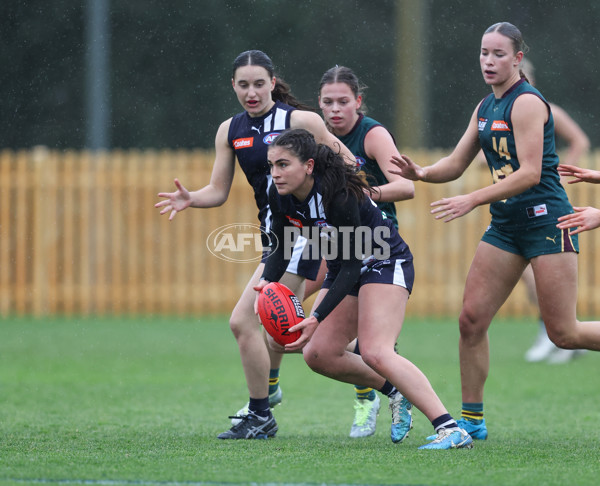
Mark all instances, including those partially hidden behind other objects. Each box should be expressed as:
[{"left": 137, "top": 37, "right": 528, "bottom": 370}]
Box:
[{"left": 1, "top": 314, "right": 598, "bottom": 486}]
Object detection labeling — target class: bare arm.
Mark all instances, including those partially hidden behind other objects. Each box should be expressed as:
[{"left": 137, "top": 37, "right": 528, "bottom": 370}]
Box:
[
  {"left": 424, "top": 94, "right": 547, "bottom": 223},
  {"left": 363, "top": 126, "right": 414, "bottom": 202},
  {"left": 155, "top": 119, "right": 236, "bottom": 220},
  {"left": 551, "top": 102, "right": 590, "bottom": 166},
  {"left": 290, "top": 110, "right": 355, "bottom": 165},
  {"left": 389, "top": 105, "right": 482, "bottom": 183}
]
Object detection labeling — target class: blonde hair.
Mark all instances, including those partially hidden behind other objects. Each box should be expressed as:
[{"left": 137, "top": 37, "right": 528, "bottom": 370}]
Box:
[{"left": 519, "top": 58, "right": 535, "bottom": 85}]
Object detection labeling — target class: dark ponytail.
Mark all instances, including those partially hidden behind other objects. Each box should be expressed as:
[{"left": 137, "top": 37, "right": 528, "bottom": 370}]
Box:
[
  {"left": 272, "top": 77, "right": 315, "bottom": 111},
  {"left": 232, "top": 50, "right": 315, "bottom": 111},
  {"left": 271, "top": 129, "right": 371, "bottom": 213}
]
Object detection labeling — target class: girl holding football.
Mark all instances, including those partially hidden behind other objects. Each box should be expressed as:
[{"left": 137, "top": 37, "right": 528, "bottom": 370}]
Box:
[
  {"left": 256, "top": 65, "right": 417, "bottom": 442},
  {"left": 390, "top": 22, "right": 600, "bottom": 442},
  {"left": 156, "top": 50, "right": 355, "bottom": 440},
  {"left": 316, "top": 65, "right": 415, "bottom": 440},
  {"left": 256, "top": 128, "right": 473, "bottom": 450}
]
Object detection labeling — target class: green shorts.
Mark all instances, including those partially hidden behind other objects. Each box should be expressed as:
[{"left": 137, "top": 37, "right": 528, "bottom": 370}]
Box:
[{"left": 481, "top": 223, "right": 579, "bottom": 260}]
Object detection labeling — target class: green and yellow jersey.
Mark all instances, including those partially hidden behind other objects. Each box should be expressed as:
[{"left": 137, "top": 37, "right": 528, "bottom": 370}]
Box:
[{"left": 478, "top": 79, "right": 573, "bottom": 228}]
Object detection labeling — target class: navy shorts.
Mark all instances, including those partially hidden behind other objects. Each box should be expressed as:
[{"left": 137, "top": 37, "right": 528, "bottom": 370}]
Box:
[{"left": 322, "top": 257, "right": 414, "bottom": 297}]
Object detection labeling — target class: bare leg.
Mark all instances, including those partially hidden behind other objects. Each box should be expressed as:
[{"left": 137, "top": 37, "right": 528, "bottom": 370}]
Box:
[
  {"left": 229, "top": 264, "right": 271, "bottom": 399},
  {"left": 459, "top": 242, "right": 527, "bottom": 403},
  {"left": 357, "top": 284, "right": 450, "bottom": 421},
  {"left": 520, "top": 264, "right": 539, "bottom": 305},
  {"left": 229, "top": 264, "right": 304, "bottom": 399},
  {"left": 303, "top": 290, "right": 387, "bottom": 389},
  {"left": 532, "top": 252, "right": 600, "bottom": 350},
  {"left": 304, "top": 284, "right": 452, "bottom": 423}
]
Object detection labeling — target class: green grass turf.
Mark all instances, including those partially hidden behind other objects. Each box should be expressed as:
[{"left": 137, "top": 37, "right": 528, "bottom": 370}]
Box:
[{"left": 0, "top": 314, "right": 598, "bottom": 486}]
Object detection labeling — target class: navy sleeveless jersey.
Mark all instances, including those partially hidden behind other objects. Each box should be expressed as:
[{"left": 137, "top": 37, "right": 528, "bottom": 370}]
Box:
[
  {"left": 227, "top": 100, "right": 295, "bottom": 227},
  {"left": 269, "top": 179, "right": 411, "bottom": 274},
  {"left": 263, "top": 179, "right": 413, "bottom": 320}
]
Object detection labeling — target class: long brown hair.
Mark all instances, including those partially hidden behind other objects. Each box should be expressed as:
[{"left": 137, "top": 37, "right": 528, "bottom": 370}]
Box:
[{"left": 270, "top": 128, "right": 372, "bottom": 214}]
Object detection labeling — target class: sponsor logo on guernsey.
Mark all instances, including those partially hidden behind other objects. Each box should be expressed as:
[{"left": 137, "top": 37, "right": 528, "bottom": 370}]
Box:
[
  {"left": 478, "top": 118, "right": 488, "bottom": 131},
  {"left": 491, "top": 120, "right": 510, "bottom": 131},
  {"left": 355, "top": 156, "right": 366, "bottom": 169},
  {"left": 286, "top": 215, "right": 303, "bottom": 228},
  {"left": 233, "top": 137, "right": 253, "bottom": 149},
  {"left": 314, "top": 220, "right": 328, "bottom": 227},
  {"left": 263, "top": 132, "right": 280, "bottom": 144},
  {"left": 526, "top": 203, "right": 548, "bottom": 218}
]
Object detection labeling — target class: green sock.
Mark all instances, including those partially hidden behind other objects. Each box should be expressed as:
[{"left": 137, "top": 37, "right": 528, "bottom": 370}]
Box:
[
  {"left": 269, "top": 369, "right": 280, "bottom": 395},
  {"left": 461, "top": 402, "right": 484, "bottom": 424},
  {"left": 355, "top": 386, "right": 376, "bottom": 401}
]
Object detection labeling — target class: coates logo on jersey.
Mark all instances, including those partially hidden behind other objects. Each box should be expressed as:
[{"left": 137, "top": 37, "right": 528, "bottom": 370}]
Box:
[
  {"left": 355, "top": 156, "right": 366, "bottom": 170},
  {"left": 263, "top": 133, "right": 281, "bottom": 145},
  {"left": 491, "top": 120, "right": 510, "bottom": 131},
  {"left": 233, "top": 137, "right": 254, "bottom": 150},
  {"left": 478, "top": 118, "right": 488, "bottom": 131},
  {"left": 286, "top": 215, "right": 303, "bottom": 228}
]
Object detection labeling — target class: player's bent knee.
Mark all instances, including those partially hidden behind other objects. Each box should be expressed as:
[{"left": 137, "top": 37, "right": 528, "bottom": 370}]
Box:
[
  {"left": 546, "top": 329, "right": 578, "bottom": 349},
  {"left": 359, "top": 347, "right": 386, "bottom": 375},
  {"left": 228, "top": 312, "right": 257, "bottom": 339},
  {"left": 303, "top": 342, "right": 333, "bottom": 374},
  {"left": 303, "top": 349, "right": 325, "bottom": 373}
]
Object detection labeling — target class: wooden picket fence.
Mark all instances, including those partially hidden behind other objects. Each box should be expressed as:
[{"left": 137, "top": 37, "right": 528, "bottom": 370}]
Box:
[{"left": 1, "top": 147, "right": 599, "bottom": 318}]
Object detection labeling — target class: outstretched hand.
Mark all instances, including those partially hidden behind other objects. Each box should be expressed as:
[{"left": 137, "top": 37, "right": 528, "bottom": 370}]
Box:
[
  {"left": 557, "top": 164, "right": 600, "bottom": 184},
  {"left": 155, "top": 178, "right": 192, "bottom": 221},
  {"left": 389, "top": 154, "right": 426, "bottom": 181},
  {"left": 557, "top": 206, "right": 600, "bottom": 235}
]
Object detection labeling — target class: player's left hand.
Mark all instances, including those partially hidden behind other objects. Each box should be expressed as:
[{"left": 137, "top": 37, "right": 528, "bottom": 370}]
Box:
[
  {"left": 431, "top": 194, "right": 476, "bottom": 222},
  {"left": 284, "top": 315, "right": 319, "bottom": 352}
]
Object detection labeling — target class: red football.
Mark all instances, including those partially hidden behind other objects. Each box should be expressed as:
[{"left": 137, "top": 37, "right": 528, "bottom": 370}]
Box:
[{"left": 257, "top": 282, "right": 304, "bottom": 346}]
